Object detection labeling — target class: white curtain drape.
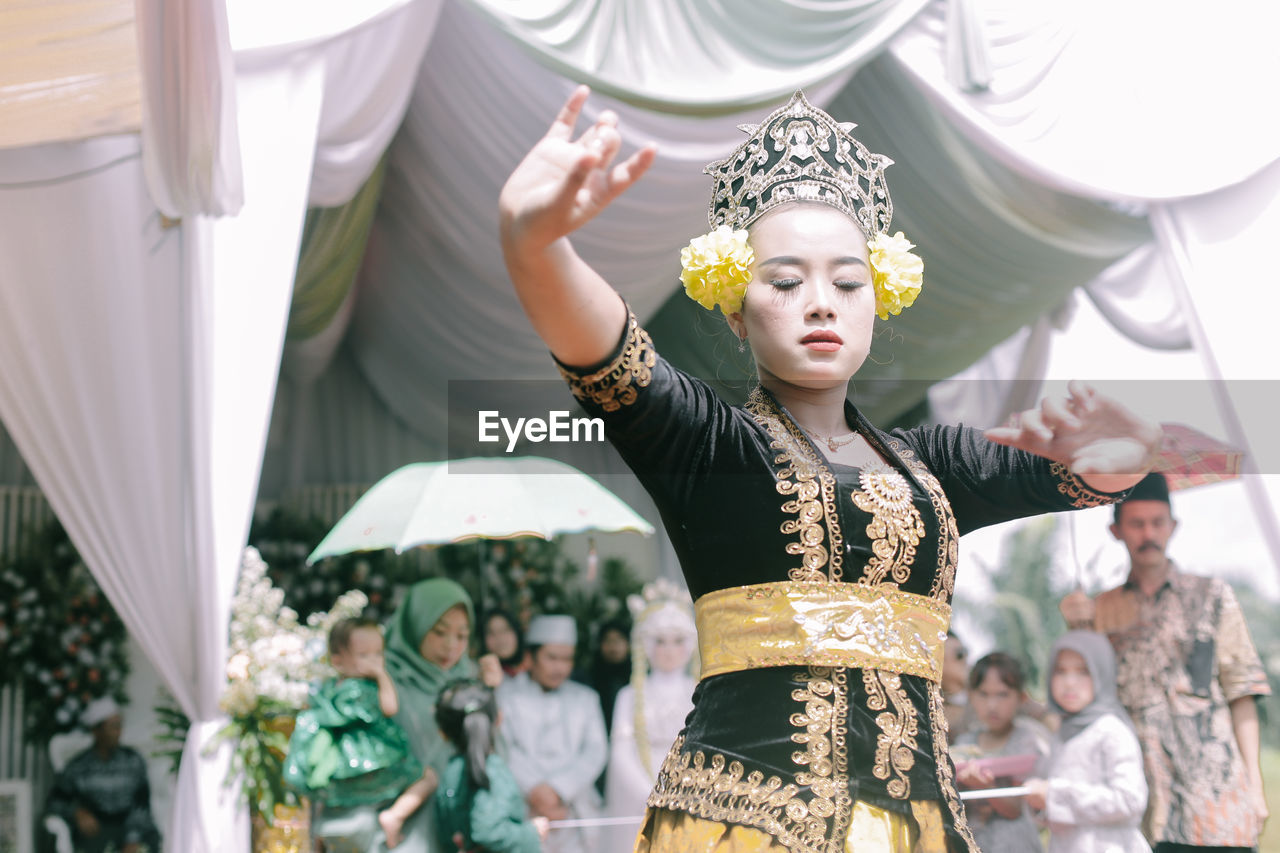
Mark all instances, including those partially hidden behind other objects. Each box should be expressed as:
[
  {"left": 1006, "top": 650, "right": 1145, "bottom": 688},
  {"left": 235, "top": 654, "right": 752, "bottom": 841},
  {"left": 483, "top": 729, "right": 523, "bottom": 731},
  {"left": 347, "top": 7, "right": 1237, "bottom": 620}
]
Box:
[
  {"left": 889, "top": 0, "right": 1280, "bottom": 201},
  {"left": 886, "top": 0, "right": 1280, "bottom": 569},
  {"left": 459, "top": 0, "right": 930, "bottom": 111},
  {"left": 1149, "top": 157, "right": 1280, "bottom": 569},
  {"left": 0, "top": 0, "right": 451, "bottom": 844},
  {"left": 0, "top": 135, "right": 249, "bottom": 850},
  {"left": 228, "top": 0, "right": 446, "bottom": 207},
  {"left": 0, "top": 47, "right": 326, "bottom": 848},
  {"left": 136, "top": 0, "right": 245, "bottom": 216},
  {"left": 333, "top": 1, "right": 1148, "bottom": 452}
]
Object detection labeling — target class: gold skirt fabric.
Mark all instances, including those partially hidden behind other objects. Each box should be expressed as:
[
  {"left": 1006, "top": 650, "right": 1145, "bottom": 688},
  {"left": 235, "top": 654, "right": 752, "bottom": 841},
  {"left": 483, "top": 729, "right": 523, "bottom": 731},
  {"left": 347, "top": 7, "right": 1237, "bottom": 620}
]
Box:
[{"left": 635, "top": 801, "right": 950, "bottom": 852}]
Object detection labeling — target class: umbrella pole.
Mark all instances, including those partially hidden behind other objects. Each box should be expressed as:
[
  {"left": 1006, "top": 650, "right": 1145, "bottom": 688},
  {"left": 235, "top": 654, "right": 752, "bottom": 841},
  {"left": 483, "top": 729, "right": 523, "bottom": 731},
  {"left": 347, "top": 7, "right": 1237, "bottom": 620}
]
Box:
[{"left": 477, "top": 538, "right": 486, "bottom": 612}]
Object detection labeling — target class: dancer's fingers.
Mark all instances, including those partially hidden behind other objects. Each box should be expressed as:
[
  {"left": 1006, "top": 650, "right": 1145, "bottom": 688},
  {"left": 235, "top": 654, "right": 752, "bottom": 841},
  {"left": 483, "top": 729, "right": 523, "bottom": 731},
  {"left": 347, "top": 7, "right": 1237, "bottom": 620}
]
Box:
[
  {"left": 548, "top": 85, "right": 591, "bottom": 141},
  {"left": 609, "top": 144, "right": 658, "bottom": 192},
  {"left": 1067, "top": 379, "right": 1098, "bottom": 415},
  {"left": 1040, "top": 396, "right": 1080, "bottom": 432}
]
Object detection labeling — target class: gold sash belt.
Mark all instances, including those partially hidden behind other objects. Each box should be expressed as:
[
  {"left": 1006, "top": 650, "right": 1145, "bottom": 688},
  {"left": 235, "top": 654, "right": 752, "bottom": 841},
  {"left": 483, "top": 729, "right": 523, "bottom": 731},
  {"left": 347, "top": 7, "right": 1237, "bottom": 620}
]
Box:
[{"left": 695, "top": 582, "right": 951, "bottom": 682}]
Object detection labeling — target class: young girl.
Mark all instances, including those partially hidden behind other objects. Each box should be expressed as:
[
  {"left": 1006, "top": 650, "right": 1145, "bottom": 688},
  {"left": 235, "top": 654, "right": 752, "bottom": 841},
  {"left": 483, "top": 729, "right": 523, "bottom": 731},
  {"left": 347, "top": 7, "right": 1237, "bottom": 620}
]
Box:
[
  {"left": 955, "top": 652, "right": 1052, "bottom": 853},
  {"left": 283, "top": 617, "right": 436, "bottom": 849},
  {"left": 1025, "top": 631, "right": 1150, "bottom": 853},
  {"left": 433, "top": 679, "right": 549, "bottom": 853}
]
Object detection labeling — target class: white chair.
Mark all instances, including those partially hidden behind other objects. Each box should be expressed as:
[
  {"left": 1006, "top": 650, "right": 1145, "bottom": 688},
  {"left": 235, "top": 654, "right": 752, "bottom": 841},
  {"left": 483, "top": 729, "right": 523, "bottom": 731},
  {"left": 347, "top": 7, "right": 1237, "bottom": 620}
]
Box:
[{"left": 44, "top": 730, "right": 93, "bottom": 853}]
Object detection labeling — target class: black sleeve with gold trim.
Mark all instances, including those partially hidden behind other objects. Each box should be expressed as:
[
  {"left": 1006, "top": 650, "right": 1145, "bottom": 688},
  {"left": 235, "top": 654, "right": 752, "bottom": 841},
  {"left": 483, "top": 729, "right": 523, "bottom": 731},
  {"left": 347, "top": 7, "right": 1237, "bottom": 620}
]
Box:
[{"left": 890, "top": 423, "right": 1128, "bottom": 535}]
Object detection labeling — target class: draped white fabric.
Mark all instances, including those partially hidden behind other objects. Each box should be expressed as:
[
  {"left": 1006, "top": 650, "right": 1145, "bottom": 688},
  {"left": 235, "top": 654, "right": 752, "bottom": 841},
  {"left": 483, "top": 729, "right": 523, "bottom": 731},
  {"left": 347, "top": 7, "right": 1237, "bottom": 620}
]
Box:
[
  {"left": 0, "top": 135, "right": 249, "bottom": 850},
  {"left": 1149, "top": 157, "right": 1280, "bottom": 565},
  {"left": 1, "top": 1, "right": 450, "bottom": 846},
  {"left": 889, "top": 0, "right": 1280, "bottom": 201},
  {"left": 344, "top": 0, "right": 855, "bottom": 445},
  {"left": 461, "top": 0, "right": 930, "bottom": 111},
  {"left": 0, "top": 49, "right": 326, "bottom": 849},
  {"left": 335, "top": 0, "right": 1149, "bottom": 453},
  {"left": 228, "top": 0, "right": 447, "bottom": 207},
  {"left": 136, "top": 0, "right": 245, "bottom": 216}
]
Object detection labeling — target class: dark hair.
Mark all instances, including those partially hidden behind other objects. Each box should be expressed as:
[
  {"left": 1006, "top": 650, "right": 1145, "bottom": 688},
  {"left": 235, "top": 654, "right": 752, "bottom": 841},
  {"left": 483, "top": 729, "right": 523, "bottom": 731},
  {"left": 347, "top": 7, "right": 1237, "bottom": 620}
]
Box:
[
  {"left": 597, "top": 618, "right": 632, "bottom": 646},
  {"left": 969, "top": 651, "right": 1027, "bottom": 692},
  {"left": 481, "top": 608, "right": 526, "bottom": 666},
  {"left": 436, "top": 679, "right": 498, "bottom": 789},
  {"left": 328, "top": 617, "right": 381, "bottom": 656}
]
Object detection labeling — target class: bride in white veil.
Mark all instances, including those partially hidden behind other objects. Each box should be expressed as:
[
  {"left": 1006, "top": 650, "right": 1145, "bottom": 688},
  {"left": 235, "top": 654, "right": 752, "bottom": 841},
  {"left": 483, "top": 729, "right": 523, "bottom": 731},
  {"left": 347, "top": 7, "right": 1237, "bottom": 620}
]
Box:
[{"left": 603, "top": 581, "right": 699, "bottom": 852}]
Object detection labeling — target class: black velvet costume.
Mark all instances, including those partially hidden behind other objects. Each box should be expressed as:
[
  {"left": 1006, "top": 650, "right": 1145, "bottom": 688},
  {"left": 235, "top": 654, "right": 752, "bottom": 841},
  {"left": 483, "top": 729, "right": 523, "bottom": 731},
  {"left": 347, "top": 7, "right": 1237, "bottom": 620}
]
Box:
[{"left": 556, "top": 310, "right": 1122, "bottom": 853}]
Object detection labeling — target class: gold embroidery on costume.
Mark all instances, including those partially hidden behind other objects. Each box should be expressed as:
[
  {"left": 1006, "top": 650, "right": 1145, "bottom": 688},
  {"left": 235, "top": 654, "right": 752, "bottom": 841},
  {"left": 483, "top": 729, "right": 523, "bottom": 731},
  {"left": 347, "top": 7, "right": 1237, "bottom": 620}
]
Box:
[
  {"left": 1050, "top": 462, "right": 1121, "bottom": 508},
  {"left": 648, "top": 737, "right": 818, "bottom": 852},
  {"left": 829, "top": 668, "right": 852, "bottom": 843},
  {"left": 791, "top": 670, "right": 840, "bottom": 833},
  {"left": 647, "top": 665, "right": 852, "bottom": 853},
  {"left": 556, "top": 311, "right": 655, "bottom": 412},
  {"left": 927, "top": 681, "right": 979, "bottom": 851},
  {"left": 746, "top": 389, "right": 845, "bottom": 583},
  {"left": 694, "top": 582, "right": 949, "bottom": 682},
  {"left": 850, "top": 465, "right": 924, "bottom": 586},
  {"left": 862, "top": 669, "right": 918, "bottom": 799},
  {"left": 886, "top": 440, "right": 959, "bottom": 600}
]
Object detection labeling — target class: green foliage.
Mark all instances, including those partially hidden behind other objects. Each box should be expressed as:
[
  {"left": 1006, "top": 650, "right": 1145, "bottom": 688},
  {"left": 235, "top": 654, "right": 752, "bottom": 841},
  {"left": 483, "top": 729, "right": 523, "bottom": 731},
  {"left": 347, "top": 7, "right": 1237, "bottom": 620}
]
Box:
[
  {"left": 956, "top": 516, "right": 1066, "bottom": 696},
  {"left": 1234, "top": 583, "right": 1280, "bottom": 749},
  {"left": 250, "top": 508, "right": 428, "bottom": 622},
  {"left": 152, "top": 693, "right": 190, "bottom": 777},
  {"left": 208, "top": 700, "right": 299, "bottom": 821},
  {"left": 0, "top": 519, "right": 130, "bottom": 743}
]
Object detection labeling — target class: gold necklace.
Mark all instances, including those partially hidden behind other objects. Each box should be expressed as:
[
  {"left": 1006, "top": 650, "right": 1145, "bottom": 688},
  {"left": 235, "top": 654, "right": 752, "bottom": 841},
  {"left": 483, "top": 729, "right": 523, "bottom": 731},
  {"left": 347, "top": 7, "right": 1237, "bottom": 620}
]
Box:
[{"left": 804, "top": 428, "right": 859, "bottom": 452}]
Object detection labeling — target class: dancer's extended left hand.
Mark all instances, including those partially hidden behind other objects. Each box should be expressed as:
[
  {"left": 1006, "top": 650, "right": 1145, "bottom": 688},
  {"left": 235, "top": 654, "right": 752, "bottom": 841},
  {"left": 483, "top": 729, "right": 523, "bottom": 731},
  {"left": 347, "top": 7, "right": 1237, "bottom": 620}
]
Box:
[{"left": 984, "top": 380, "right": 1162, "bottom": 494}]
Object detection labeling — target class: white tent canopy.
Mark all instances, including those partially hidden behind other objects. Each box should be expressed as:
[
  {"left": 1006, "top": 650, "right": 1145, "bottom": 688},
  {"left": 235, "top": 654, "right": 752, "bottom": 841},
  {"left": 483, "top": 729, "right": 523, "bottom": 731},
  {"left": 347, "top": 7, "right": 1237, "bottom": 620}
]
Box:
[{"left": 2, "top": 0, "right": 1279, "bottom": 849}]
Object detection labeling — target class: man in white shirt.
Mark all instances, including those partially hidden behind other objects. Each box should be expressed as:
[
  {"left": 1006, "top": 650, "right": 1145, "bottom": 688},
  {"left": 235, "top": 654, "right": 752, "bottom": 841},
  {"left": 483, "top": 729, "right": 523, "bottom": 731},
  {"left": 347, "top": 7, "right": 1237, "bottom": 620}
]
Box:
[{"left": 497, "top": 615, "right": 608, "bottom": 853}]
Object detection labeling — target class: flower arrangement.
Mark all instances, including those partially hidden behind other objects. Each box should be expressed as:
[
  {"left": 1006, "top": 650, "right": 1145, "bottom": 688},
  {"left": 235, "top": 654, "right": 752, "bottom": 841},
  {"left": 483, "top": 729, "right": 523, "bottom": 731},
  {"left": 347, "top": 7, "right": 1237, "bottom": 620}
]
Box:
[
  {"left": 250, "top": 507, "right": 424, "bottom": 622},
  {"left": 212, "top": 547, "right": 367, "bottom": 820},
  {"left": 0, "top": 519, "right": 129, "bottom": 743}
]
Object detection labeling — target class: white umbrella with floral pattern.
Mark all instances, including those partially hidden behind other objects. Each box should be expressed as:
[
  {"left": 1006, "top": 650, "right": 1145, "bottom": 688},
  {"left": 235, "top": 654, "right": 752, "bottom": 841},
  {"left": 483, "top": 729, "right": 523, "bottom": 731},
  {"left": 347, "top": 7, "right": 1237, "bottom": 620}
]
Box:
[{"left": 306, "top": 456, "right": 654, "bottom": 563}]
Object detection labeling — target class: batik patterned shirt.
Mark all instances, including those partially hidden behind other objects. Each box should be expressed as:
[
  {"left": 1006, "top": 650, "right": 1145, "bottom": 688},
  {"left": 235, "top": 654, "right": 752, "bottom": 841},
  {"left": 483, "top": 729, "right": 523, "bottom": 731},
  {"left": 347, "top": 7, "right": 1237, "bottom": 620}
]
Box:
[{"left": 1096, "top": 566, "right": 1270, "bottom": 846}]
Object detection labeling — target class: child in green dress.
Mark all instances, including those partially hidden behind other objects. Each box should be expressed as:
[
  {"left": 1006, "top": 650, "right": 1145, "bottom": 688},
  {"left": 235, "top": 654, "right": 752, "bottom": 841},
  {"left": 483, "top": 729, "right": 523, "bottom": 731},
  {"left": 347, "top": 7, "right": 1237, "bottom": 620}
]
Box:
[
  {"left": 284, "top": 617, "right": 435, "bottom": 848},
  {"left": 433, "top": 679, "right": 549, "bottom": 853}
]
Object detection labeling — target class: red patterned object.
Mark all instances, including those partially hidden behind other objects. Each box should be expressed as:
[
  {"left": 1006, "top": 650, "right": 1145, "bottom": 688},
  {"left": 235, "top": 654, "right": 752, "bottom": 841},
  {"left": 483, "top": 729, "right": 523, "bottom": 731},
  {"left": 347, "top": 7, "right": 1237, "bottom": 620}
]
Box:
[{"left": 1151, "top": 423, "right": 1245, "bottom": 491}]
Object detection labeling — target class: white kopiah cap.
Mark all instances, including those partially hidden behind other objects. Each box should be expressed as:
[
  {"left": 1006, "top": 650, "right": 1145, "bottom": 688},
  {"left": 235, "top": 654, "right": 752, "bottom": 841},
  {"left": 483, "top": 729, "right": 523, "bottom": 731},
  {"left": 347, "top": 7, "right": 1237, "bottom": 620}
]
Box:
[{"left": 525, "top": 614, "right": 577, "bottom": 647}]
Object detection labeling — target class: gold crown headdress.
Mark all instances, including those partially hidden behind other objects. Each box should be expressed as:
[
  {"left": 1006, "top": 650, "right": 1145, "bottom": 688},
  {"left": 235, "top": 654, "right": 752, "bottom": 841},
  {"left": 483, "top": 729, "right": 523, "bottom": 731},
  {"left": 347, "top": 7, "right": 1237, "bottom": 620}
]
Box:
[
  {"left": 679, "top": 92, "right": 922, "bottom": 321},
  {"left": 706, "top": 91, "right": 893, "bottom": 237}
]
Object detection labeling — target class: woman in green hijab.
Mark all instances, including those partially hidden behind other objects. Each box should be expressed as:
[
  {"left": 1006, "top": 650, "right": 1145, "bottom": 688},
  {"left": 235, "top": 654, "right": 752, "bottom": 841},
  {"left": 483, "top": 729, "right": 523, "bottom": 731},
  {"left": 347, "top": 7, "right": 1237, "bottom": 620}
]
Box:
[{"left": 313, "top": 578, "right": 478, "bottom": 852}]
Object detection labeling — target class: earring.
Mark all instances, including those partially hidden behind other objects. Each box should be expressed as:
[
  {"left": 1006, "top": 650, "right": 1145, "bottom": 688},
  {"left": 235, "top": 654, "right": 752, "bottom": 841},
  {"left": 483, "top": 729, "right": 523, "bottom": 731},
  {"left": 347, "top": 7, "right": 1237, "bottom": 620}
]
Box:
[{"left": 737, "top": 336, "right": 747, "bottom": 354}]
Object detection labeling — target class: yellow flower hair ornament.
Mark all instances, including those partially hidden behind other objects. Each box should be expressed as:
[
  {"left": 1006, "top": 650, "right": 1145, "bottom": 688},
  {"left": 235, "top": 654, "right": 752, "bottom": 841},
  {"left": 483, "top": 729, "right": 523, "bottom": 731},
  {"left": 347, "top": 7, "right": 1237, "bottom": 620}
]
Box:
[
  {"left": 679, "top": 225, "right": 754, "bottom": 314},
  {"left": 868, "top": 231, "right": 923, "bottom": 321},
  {"left": 679, "top": 226, "right": 923, "bottom": 321}
]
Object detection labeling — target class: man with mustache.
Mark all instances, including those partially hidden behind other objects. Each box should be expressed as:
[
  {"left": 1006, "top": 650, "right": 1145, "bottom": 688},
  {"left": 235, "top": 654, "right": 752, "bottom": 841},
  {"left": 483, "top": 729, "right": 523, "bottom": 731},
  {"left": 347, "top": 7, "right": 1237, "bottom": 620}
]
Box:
[{"left": 1060, "top": 473, "right": 1270, "bottom": 853}]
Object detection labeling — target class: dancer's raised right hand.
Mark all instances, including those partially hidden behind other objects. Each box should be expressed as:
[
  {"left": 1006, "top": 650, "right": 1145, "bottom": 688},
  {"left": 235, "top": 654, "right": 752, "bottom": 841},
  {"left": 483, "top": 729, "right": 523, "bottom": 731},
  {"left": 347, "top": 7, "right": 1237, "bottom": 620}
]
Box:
[{"left": 499, "top": 86, "right": 657, "bottom": 257}]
